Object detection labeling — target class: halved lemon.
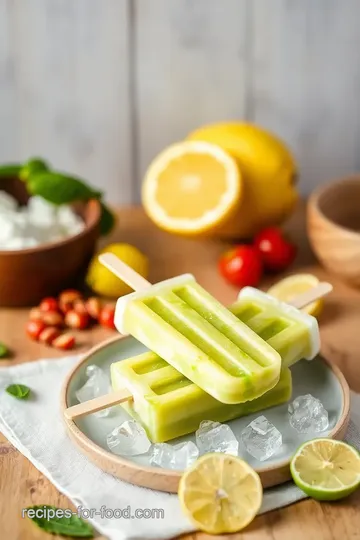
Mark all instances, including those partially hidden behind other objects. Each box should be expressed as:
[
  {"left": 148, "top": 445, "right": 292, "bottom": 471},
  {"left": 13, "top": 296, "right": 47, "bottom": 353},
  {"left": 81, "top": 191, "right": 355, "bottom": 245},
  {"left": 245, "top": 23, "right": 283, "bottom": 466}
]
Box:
[
  {"left": 142, "top": 141, "right": 242, "bottom": 236},
  {"left": 178, "top": 453, "right": 262, "bottom": 534},
  {"left": 290, "top": 439, "right": 360, "bottom": 501},
  {"left": 267, "top": 273, "right": 323, "bottom": 317}
]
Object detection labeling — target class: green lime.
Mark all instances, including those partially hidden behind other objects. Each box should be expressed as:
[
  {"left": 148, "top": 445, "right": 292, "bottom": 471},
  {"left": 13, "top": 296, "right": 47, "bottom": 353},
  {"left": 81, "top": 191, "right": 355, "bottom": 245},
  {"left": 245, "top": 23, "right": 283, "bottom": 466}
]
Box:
[{"left": 290, "top": 438, "right": 360, "bottom": 501}]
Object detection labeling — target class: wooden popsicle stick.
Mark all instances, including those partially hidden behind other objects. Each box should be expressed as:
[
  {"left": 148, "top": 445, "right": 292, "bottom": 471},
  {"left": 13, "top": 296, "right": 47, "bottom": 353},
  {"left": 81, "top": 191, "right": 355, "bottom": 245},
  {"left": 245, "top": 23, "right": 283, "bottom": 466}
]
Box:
[
  {"left": 287, "top": 282, "right": 333, "bottom": 309},
  {"left": 64, "top": 388, "right": 132, "bottom": 420},
  {"left": 99, "top": 253, "right": 151, "bottom": 292}
]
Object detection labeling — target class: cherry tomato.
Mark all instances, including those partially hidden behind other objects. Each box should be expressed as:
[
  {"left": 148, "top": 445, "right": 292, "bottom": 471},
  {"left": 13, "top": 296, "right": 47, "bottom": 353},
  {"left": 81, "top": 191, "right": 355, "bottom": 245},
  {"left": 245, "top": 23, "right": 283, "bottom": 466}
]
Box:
[
  {"left": 254, "top": 227, "right": 297, "bottom": 272},
  {"left": 99, "top": 305, "right": 116, "bottom": 330},
  {"left": 26, "top": 320, "right": 47, "bottom": 341},
  {"left": 39, "top": 297, "right": 59, "bottom": 312},
  {"left": 218, "top": 245, "right": 263, "bottom": 288}
]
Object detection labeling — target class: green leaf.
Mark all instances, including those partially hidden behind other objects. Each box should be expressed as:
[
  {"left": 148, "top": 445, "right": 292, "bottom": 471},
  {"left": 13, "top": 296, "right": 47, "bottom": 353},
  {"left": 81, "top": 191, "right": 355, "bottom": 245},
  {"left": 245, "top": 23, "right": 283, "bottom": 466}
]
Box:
[
  {"left": 27, "top": 172, "right": 102, "bottom": 205},
  {"left": 0, "top": 163, "right": 22, "bottom": 178},
  {"left": 26, "top": 505, "right": 94, "bottom": 537},
  {"left": 100, "top": 202, "right": 116, "bottom": 235},
  {"left": 6, "top": 384, "right": 30, "bottom": 400},
  {"left": 0, "top": 342, "right": 10, "bottom": 359},
  {"left": 20, "top": 157, "right": 49, "bottom": 181}
]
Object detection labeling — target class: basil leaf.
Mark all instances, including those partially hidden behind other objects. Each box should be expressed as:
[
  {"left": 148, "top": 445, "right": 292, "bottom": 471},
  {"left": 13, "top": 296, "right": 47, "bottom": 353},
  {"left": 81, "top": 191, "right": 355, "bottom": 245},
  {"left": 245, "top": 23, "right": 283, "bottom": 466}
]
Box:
[
  {"left": 27, "top": 172, "right": 102, "bottom": 205},
  {"left": 0, "top": 164, "right": 22, "bottom": 178},
  {"left": 100, "top": 202, "right": 116, "bottom": 235},
  {"left": 26, "top": 505, "right": 94, "bottom": 537},
  {"left": 6, "top": 384, "right": 30, "bottom": 399},
  {"left": 20, "top": 157, "right": 49, "bottom": 181},
  {"left": 0, "top": 342, "right": 10, "bottom": 359}
]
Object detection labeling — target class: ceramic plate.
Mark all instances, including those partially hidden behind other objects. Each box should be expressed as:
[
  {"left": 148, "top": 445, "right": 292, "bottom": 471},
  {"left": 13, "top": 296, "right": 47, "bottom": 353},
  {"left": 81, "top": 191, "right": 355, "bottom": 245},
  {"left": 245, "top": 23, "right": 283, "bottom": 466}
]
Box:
[{"left": 62, "top": 336, "right": 350, "bottom": 493}]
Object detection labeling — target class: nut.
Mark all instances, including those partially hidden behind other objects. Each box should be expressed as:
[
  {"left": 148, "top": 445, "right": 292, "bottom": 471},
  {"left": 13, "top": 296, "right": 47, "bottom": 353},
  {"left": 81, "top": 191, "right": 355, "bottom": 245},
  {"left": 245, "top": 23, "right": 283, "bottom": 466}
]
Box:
[
  {"left": 29, "top": 307, "right": 44, "bottom": 321},
  {"left": 58, "top": 289, "right": 83, "bottom": 314},
  {"left": 73, "top": 299, "right": 89, "bottom": 316},
  {"left": 52, "top": 333, "right": 76, "bottom": 350},
  {"left": 65, "top": 310, "right": 90, "bottom": 330},
  {"left": 85, "top": 297, "right": 102, "bottom": 320},
  {"left": 38, "top": 326, "right": 61, "bottom": 345},
  {"left": 26, "top": 320, "right": 47, "bottom": 341},
  {"left": 42, "top": 311, "right": 64, "bottom": 327}
]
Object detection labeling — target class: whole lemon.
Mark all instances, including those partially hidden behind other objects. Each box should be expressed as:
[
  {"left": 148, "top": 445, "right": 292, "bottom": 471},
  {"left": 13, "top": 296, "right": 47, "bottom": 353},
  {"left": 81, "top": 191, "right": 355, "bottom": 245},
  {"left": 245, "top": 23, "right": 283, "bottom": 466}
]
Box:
[
  {"left": 188, "top": 123, "right": 298, "bottom": 238},
  {"left": 86, "top": 243, "right": 149, "bottom": 298}
]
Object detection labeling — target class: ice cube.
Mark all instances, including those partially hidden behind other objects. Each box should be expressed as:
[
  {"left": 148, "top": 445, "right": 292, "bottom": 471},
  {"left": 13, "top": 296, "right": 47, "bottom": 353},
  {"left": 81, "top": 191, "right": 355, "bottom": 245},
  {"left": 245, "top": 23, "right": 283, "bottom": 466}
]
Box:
[
  {"left": 22, "top": 237, "right": 39, "bottom": 249},
  {"left": 0, "top": 237, "right": 28, "bottom": 250},
  {"left": 107, "top": 419, "right": 151, "bottom": 456},
  {"left": 27, "top": 196, "right": 58, "bottom": 226},
  {"left": 56, "top": 205, "right": 85, "bottom": 239},
  {"left": 288, "top": 394, "right": 329, "bottom": 433},
  {"left": 241, "top": 415, "right": 282, "bottom": 461},
  {"left": 76, "top": 364, "right": 111, "bottom": 418},
  {"left": 0, "top": 191, "right": 18, "bottom": 213},
  {"left": 57, "top": 205, "right": 84, "bottom": 229},
  {"left": 196, "top": 420, "right": 239, "bottom": 456},
  {"left": 0, "top": 215, "right": 17, "bottom": 243},
  {"left": 150, "top": 441, "right": 199, "bottom": 470}
]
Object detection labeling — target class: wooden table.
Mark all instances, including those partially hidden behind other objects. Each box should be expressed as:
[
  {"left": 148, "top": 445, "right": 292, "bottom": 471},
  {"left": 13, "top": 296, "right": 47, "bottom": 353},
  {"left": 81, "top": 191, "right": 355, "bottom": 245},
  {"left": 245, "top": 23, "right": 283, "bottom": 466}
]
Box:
[{"left": 1, "top": 204, "right": 360, "bottom": 540}]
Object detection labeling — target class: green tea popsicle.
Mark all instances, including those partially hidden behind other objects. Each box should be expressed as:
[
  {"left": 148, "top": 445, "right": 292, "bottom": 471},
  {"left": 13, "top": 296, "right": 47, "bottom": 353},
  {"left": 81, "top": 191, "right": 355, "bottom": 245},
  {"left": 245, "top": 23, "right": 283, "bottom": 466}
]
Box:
[
  {"left": 111, "top": 352, "right": 292, "bottom": 443},
  {"left": 233, "top": 287, "right": 320, "bottom": 367},
  {"left": 115, "top": 274, "right": 282, "bottom": 404}
]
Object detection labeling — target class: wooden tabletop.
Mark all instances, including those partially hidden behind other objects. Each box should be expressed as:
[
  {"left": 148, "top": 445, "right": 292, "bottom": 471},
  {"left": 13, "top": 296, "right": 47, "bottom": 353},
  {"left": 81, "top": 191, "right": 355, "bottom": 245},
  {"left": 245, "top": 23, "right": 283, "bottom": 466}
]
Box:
[{"left": 1, "top": 204, "right": 360, "bottom": 540}]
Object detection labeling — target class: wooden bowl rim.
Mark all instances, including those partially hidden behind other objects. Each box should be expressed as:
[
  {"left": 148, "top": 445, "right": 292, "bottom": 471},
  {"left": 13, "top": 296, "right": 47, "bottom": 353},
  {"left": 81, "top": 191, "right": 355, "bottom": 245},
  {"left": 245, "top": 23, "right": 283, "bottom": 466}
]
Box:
[
  {"left": 61, "top": 336, "right": 351, "bottom": 492},
  {"left": 0, "top": 198, "right": 101, "bottom": 256},
  {"left": 309, "top": 175, "right": 360, "bottom": 239}
]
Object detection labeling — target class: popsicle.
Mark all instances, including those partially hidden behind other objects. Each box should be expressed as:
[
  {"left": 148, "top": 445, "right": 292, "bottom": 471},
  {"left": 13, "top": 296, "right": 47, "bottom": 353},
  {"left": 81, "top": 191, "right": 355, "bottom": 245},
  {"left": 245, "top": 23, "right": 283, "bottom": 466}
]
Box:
[
  {"left": 111, "top": 352, "right": 292, "bottom": 443},
  {"left": 64, "top": 278, "right": 331, "bottom": 424},
  {"left": 232, "top": 287, "right": 320, "bottom": 367},
  {"left": 111, "top": 268, "right": 282, "bottom": 404}
]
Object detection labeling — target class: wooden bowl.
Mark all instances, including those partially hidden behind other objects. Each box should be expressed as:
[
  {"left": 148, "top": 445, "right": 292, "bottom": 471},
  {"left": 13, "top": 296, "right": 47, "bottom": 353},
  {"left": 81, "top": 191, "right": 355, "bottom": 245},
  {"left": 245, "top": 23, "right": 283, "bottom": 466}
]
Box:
[
  {"left": 0, "top": 177, "right": 101, "bottom": 306},
  {"left": 307, "top": 176, "right": 360, "bottom": 287}
]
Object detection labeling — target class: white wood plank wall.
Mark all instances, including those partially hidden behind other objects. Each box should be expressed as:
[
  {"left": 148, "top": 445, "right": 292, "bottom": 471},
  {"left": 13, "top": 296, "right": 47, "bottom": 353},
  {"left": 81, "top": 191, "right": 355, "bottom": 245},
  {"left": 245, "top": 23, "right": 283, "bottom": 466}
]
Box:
[{"left": 1, "top": 0, "right": 360, "bottom": 203}]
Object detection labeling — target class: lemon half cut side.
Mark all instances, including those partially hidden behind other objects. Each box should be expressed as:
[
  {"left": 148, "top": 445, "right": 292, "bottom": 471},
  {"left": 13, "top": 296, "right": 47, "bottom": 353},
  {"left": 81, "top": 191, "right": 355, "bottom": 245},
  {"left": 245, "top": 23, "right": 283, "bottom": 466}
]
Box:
[{"left": 142, "top": 141, "right": 242, "bottom": 236}]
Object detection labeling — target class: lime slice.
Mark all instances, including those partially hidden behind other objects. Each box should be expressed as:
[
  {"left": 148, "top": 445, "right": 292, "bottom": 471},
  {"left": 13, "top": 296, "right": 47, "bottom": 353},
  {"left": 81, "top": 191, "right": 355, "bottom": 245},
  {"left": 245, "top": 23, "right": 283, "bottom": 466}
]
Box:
[
  {"left": 290, "top": 439, "right": 360, "bottom": 501},
  {"left": 178, "top": 453, "right": 262, "bottom": 534},
  {"left": 267, "top": 273, "right": 323, "bottom": 317}
]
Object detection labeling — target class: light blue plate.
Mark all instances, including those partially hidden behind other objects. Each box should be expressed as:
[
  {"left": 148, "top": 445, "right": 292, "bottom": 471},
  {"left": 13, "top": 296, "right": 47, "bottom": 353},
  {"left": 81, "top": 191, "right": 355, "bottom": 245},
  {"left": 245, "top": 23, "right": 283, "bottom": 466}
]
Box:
[{"left": 63, "top": 336, "right": 349, "bottom": 492}]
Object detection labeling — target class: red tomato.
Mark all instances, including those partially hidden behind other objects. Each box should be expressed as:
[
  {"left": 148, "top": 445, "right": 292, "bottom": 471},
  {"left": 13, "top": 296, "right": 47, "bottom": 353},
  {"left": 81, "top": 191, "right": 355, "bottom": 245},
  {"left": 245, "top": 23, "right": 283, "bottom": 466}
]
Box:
[
  {"left": 39, "top": 297, "right": 59, "bottom": 312},
  {"left": 254, "top": 227, "right": 297, "bottom": 272},
  {"left": 218, "top": 245, "right": 263, "bottom": 288},
  {"left": 26, "top": 320, "right": 47, "bottom": 341},
  {"left": 99, "top": 305, "right": 116, "bottom": 330}
]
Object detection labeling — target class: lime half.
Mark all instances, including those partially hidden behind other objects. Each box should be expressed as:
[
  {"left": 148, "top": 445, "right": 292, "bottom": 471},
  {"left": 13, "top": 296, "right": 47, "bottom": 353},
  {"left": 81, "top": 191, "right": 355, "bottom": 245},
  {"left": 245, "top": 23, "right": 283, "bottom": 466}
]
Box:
[{"left": 290, "top": 439, "right": 360, "bottom": 501}]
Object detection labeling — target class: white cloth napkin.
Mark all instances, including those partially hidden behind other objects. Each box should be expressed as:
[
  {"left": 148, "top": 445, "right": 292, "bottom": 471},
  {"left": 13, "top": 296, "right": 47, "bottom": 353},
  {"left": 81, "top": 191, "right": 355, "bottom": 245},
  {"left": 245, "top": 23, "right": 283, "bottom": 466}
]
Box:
[{"left": 0, "top": 356, "right": 359, "bottom": 540}]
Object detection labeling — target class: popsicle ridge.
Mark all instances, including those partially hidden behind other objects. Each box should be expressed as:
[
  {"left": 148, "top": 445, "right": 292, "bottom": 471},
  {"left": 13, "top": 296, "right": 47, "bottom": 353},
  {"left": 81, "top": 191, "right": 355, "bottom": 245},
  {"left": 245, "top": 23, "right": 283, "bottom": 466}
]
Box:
[
  {"left": 236, "top": 287, "right": 320, "bottom": 363},
  {"left": 117, "top": 276, "right": 282, "bottom": 404},
  {"left": 111, "top": 352, "right": 292, "bottom": 443}
]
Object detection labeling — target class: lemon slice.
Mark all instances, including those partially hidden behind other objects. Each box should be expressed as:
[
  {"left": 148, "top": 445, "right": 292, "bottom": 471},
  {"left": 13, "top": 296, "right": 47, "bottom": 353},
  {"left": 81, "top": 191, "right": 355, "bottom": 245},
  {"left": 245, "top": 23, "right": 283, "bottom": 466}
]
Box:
[
  {"left": 291, "top": 439, "right": 360, "bottom": 501},
  {"left": 178, "top": 453, "right": 262, "bottom": 534},
  {"left": 142, "top": 141, "right": 242, "bottom": 236},
  {"left": 267, "top": 274, "right": 323, "bottom": 317}
]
